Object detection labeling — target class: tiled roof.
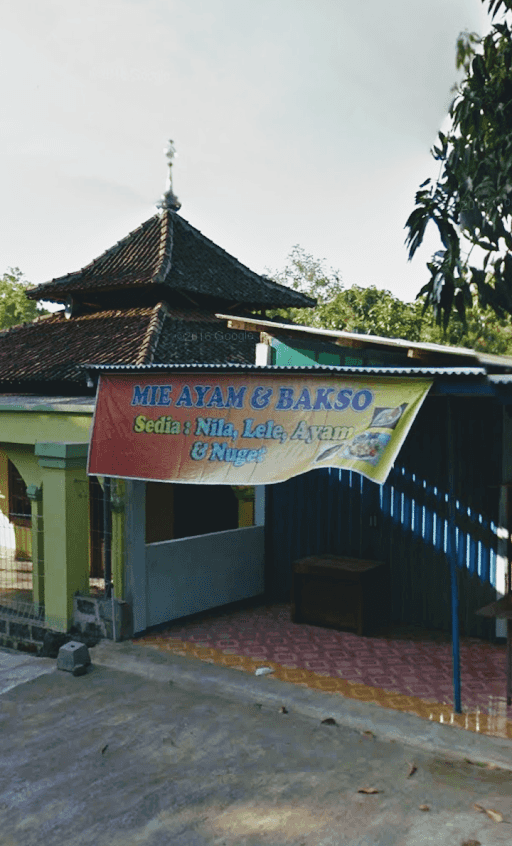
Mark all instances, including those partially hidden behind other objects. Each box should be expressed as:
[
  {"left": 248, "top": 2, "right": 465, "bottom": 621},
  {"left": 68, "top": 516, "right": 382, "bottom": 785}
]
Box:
[
  {"left": 26, "top": 211, "right": 314, "bottom": 309},
  {"left": 0, "top": 305, "right": 259, "bottom": 385},
  {"left": 153, "top": 312, "right": 259, "bottom": 365}
]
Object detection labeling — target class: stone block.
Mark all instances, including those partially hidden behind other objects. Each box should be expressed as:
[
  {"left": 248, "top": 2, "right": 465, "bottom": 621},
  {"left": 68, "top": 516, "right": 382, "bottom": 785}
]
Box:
[
  {"left": 9, "top": 622, "right": 30, "bottom": 640},
  {"left": 72, "top": 594, "right": 133, "bottom": 641},
  {"left": 57, "top": 641, "right": 91, "bottom": 676},
  {"left": 69, "top": 623, "right": 103, "bottom": 647},
  {"left": 76, "top": 598, "right": 96, "bottom": 615},
  {"left": 31, "top": 625, "right": 47, "bottom": 643}
]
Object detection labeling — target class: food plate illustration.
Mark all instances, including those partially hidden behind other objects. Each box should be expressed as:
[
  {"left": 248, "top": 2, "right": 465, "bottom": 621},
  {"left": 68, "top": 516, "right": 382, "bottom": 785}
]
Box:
[
  {"left": 315, "top": 443, "right": 344, "bottom": 462},
  {"left": 370, "top": 404, "right": 406, "bottom": 429},
  {"left": 315, "top": 432, "right": 391, "bottom": 465},
  {"left": 341, "top": 432, "right": 391, "bottom": 464}
]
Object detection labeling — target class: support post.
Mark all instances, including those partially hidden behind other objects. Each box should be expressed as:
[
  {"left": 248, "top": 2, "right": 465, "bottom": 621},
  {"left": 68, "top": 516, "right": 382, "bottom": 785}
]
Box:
[
  {"left": 26, "top": 485, "right": 43, "bottom": 610},
  {"left": 110, "top": 478, "right": 125, "bottom": 600},
  {"left": 103, "top": 477, "right": 112, "bottom": 599},
  {"left": 124, "top": 479, "right": 147, "bottom": 635},
  {"left": 447, "top": 399, "right": 462, "bottom": 713},
  {"left": 35, "top": 442, "right": 89, "bottom": 631},
  {"left": 496, "top": 485, "right": 509, "bottom": 639}
]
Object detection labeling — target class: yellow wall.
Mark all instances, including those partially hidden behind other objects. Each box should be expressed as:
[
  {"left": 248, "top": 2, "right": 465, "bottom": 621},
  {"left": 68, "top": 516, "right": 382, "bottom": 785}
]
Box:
[
  {"left": 0, "top": 449, "right": 8, "bottom": 519},
  {"left": 0, "top": 407, "right": 94, "bottom": 630},
  {"left": 232, "top": 485, "right": 255, "bottom": 527},
  {"left": 2, "top": 444, "right": 43, "bottom": 488},
  {"left": 0, "top": 411, "right": 92, "bottom": 446}
]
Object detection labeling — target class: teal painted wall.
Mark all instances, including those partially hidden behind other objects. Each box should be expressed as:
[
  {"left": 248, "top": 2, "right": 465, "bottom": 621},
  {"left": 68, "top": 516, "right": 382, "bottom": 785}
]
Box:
[{"left": 271, "top": 338, "right": 364, "bottom": 367}]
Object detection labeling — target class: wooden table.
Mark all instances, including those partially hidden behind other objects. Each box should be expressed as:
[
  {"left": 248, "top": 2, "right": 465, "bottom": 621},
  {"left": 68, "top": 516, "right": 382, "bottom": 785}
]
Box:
[{"left": 291, "top": 554, "right": 389, "bottom": 636}]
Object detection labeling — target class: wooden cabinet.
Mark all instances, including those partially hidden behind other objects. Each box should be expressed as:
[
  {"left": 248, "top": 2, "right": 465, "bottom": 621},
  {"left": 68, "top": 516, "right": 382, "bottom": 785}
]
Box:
[{"left": 291, "top": 554, "right": 389, "bottom": 636}]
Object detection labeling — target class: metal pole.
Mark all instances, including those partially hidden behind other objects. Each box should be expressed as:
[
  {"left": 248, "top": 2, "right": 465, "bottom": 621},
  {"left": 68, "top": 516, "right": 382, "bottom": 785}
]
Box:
[
  {"left": 103, "top": 477, "right": 112, "bottom": 599},
  {"left": 111, "top": 581, "right": 117, "bottom": 642},
  {"left": 447, "top": 399, "right": 462, "bottom": 713},
  {"left": 508, "top": 483, "right": 512, "bottom": 597}
]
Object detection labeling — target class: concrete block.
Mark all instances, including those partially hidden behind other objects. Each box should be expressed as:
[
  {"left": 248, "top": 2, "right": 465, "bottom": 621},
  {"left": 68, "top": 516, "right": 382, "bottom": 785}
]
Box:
[
  {"left": 9, "top": 622, "right": 30, "bottom": 640},
  {"left": 57, "top": 641, "right": 91, "bottom": 676},
  {"left": 72, "top": 594, "right": 133, "bottom": 641}
]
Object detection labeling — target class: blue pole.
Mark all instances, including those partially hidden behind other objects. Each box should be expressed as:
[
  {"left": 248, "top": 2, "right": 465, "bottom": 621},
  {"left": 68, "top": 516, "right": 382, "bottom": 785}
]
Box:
[{"left": 447, "top": 399, "right": 462, "bottom": 713}]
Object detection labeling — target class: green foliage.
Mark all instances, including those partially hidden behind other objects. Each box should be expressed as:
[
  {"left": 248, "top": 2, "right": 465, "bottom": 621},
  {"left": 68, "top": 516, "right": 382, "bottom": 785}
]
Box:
[
  {"left": 0, "top": 268, "right": 48, "bottom": 331},
  {"left": 405, "top": 0, "right": 512, "bottom": 327},
  {"left": 455, "top": 30, "right": 482, "bottom": 74},
  {"left": 268, "top": 246, "right": 512, "bottom": 355},
  {"left": 418, "top": 296, "right": 512, "bottom": 354},
  {"left": 270, "top": 245, "right": 343, "bottom": 305}
]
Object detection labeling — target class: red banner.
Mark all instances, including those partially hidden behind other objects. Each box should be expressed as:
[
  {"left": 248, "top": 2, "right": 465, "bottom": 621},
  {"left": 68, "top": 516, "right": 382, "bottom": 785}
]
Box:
[{"left": 88, "top": 373, "right": 432, "bottom": 484}]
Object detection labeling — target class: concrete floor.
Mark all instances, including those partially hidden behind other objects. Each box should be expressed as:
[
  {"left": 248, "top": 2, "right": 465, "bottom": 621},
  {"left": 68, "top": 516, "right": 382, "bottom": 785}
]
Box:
[
  {"left": 2, "top": 642, "right": 512, "bottom": 846},
  {"left": 0, "top": 646, "right": 54, "bottom": 696}
]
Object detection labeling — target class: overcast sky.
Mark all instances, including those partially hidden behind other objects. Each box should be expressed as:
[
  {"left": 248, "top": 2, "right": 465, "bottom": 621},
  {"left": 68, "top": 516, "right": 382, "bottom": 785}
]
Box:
[{"left": 1, "top": 0, "right": 488, "bottom": 305}]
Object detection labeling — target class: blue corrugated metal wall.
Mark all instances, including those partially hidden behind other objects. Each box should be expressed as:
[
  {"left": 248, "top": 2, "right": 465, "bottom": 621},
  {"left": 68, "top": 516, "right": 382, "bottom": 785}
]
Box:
[{"left": 266, "top": 397, "right": 500, "bottom": 639}]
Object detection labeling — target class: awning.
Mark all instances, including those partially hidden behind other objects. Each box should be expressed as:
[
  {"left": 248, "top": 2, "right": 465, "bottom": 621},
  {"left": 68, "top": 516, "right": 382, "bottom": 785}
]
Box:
[{"left": 87, "top": 369, "right": 434, "bottom": 485}]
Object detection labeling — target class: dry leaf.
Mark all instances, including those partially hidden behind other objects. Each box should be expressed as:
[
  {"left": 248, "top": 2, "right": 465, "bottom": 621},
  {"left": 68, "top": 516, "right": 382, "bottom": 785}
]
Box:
[
  {"left": 321, "top": 717, "right": 337, "bottom": 725},
  {"left": 407, "top": 762, "right": 417, "bottom": 778},
  {"left": 473, "top": 804, "right": 503, "bottom": 822},
  {"left": 461, "top": 840, "right": 481, "bottom": 846},
  {"left": 418, "top": 804, "right": 430, "bottom": 812},
  {"left": 279, "top": 706, "right": 288, "bottom": 714},
  {"left": 358, "top": 787, "right": 381, "bottom": 794},
  {"left": 485, "top": 809, "right": 504, "bottom": 823}
]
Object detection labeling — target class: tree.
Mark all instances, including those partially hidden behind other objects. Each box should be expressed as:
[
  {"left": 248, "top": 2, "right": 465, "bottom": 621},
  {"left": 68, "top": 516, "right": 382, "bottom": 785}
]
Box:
[
  {"left": 269, "top": 245, "right": 343, "bottom": 311},
  {"left": 405, "top": 0, "right": 512, "bottom": 327},
  {"left": 0, "top": 268, "right": 48, "bottom": 331},
  {"left": 269, "top": 246, "right": 512, "bottom": 355},
  {"left": 419, "top": 295, "right": 512, "bottom": 354}
]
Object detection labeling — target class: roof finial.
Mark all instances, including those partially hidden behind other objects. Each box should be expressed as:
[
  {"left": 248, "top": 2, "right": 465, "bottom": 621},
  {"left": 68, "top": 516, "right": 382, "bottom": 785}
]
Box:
[{"left": 158, "top": 139, "right": 181, "bottom": 211}]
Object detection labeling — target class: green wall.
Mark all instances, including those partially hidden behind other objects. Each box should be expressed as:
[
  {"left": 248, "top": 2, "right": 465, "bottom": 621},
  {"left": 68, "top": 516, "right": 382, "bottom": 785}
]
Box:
[{"left": 0, "top": 405, "right": 104, "bottom": 631}]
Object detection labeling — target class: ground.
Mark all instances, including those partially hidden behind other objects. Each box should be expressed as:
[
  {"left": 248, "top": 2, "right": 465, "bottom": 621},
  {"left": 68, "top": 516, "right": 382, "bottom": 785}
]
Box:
[{"left": 1, "top": 646, "right": 512, "bottom": 845}]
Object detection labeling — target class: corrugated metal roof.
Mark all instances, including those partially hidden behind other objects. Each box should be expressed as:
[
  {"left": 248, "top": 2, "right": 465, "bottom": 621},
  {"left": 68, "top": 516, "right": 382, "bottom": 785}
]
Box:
[
  {"left": 217, "top": 313, "right": 512, "bottom": 370},
  {"left": 216, "top": 314, "right": 477, "bottom": 358},
  {"left": 474, "top": 352, "right": 512, "bottom": 369},
  {"left": 83, "top": 362, "right": 487, "bottom": 377},
  {"left": 487, "top": 374, "right": 512, "bottom": 384},
  {"left": 0, "top": 395, "right": 95, "bottom": 413}
]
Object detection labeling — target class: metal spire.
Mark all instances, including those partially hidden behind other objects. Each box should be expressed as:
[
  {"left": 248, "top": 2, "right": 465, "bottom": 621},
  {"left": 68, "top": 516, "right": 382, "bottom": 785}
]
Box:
[{"left": 158, "top": 139, "right": 181, "bottom": 211}]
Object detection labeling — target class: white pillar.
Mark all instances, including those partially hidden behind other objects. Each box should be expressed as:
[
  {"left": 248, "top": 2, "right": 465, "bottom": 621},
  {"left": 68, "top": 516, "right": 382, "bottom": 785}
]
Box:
[{"left": 255, "top": 342, "right": 272, "bottom": 365}]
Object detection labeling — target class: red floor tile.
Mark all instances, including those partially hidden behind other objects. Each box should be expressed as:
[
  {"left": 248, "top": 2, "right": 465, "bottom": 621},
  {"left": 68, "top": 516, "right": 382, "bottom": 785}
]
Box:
[{"left": 153, "top": 602, "right": 510, "bottom": 717}]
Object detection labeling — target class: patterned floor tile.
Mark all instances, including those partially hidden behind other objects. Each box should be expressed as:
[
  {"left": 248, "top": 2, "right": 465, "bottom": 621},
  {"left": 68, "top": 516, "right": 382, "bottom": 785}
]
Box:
[{"left": 135, "top": 603, "right": 512, "bottom": 739}]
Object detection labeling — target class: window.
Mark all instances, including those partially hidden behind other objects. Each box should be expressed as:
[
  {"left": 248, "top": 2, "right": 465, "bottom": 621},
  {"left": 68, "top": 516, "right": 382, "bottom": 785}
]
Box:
[
  {"left": 145, "top": 482, "right": 239, "bottom": 543},
  {"left": 8, "top": 460, "right": 31, "bottom": 527}
]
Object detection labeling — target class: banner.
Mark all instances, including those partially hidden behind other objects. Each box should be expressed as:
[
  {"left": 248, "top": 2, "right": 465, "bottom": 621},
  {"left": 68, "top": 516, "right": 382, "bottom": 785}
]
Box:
[{"left": 88, "top": 373, "right": 432, "bottom": 485}]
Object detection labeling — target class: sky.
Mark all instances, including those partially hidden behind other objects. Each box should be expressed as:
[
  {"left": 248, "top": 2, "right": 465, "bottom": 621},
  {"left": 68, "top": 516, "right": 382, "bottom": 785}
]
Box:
[{"left": 0, "top": 0, "right": 489, "bottom": 307}]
